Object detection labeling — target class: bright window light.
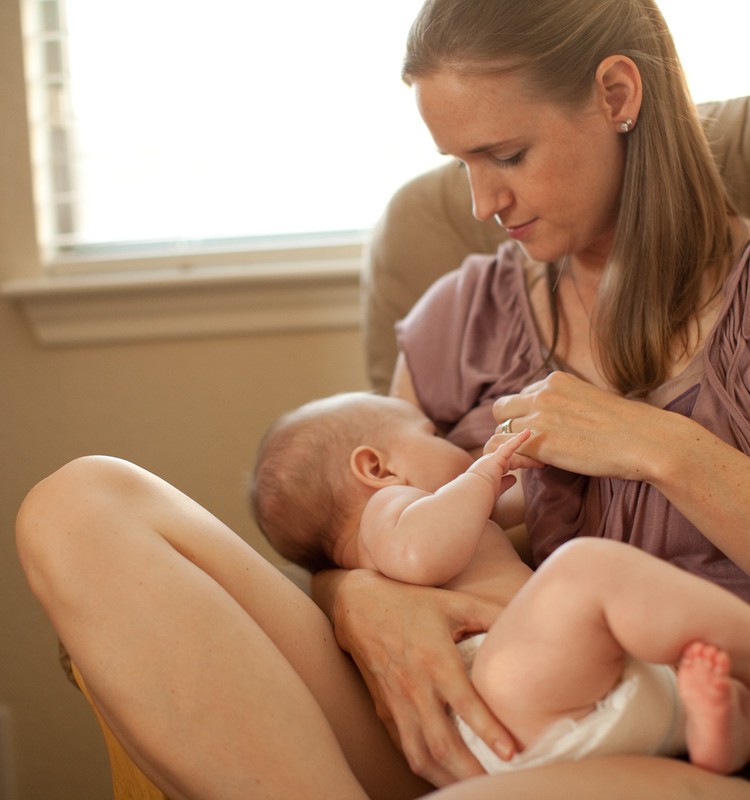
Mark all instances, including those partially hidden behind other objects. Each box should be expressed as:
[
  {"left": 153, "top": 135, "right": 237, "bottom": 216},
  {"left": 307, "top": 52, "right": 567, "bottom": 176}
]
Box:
[
  {"left": 658, "top": 0, "right": 750, "bottom": 105},
  {"left": 27, "top": 0, "right": 444, "bottom": 254},
  {"left": 23, "top": 0, "right": 750, "bottom": 258}
]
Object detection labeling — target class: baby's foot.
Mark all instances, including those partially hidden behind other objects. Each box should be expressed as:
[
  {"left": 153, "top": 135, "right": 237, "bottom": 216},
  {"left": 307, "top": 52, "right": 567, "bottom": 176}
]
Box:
[{"left": 677, "top": 641, "right": 750, "bottom": 774}]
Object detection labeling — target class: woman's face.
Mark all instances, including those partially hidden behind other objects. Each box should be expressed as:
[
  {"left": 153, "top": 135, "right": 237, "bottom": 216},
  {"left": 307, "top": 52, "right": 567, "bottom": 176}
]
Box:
[{"left": 414, "top": 69, "right": 626, "bottom": 268}]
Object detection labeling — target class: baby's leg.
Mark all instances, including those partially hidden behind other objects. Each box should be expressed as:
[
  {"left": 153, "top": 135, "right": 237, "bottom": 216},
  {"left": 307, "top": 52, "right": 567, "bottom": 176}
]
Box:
[
  {"left": 471, "top": 541, "right": 627, "bottom": 748},
  {"left": 678, "top": 642, "right": 750, "bottom": 773},
  {"left": 16, "top": 456, "right": 426, "bottom": 800},
  {"left": 471, "top": 538, "right": 750, "bottom": 752}
]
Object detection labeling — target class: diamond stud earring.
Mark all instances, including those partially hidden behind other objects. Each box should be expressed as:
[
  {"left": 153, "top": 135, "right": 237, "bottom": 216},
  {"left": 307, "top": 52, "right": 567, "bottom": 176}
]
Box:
[{"left": 619, "top": 118, "right": 634, "bottom": 133}]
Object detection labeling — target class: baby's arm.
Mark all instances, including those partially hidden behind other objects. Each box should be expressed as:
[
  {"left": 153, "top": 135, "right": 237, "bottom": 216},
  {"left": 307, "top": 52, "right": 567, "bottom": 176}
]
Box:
[{"left": 358, "top": 430, "right": 531, "bottom": 586}]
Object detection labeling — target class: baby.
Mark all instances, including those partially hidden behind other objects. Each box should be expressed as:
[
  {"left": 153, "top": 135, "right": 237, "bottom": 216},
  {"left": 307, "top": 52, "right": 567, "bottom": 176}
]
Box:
[{"left": 251, "top": 391, "right": 750, "bottom": 774}]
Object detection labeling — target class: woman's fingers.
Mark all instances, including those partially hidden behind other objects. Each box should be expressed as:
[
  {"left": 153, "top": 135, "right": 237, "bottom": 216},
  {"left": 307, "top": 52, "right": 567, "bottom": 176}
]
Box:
[
  {"left": 380, "top": 633, "right": 513, "bottom": 785},
  {"left": 331, "top": 571, "right": 512, "bottom": 784},
  {"left": 491, "top": 373, "right": 562, "bottom": 433},
  {"left": 377, "top": 648, "right": 487, "bottom": 785},
  {"left": 489, "top": 372, "right": 655, "bottom": 480}
]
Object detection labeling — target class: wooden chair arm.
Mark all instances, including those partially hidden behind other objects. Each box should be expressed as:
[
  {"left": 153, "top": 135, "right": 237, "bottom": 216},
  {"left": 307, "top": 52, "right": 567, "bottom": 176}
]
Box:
[{"left": 71, "top": 663, "right": 170, "bottom": 800}]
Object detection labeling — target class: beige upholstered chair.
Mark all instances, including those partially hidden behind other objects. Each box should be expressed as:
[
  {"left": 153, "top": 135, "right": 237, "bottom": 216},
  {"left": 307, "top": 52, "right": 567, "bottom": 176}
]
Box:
[{"left": 71, "top": 94, "right": 750, "bottom": 797}]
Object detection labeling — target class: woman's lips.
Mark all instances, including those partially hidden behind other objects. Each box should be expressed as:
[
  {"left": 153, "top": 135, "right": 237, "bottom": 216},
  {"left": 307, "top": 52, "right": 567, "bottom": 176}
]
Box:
[{"left": 504, "top": 218, "right": 538, "bottom": 240}]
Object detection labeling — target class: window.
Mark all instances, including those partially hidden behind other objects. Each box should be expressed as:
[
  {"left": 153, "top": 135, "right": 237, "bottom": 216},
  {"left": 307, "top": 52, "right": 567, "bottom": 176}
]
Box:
[
  {"left": 21, "top": 0, "right": 750, "bottom": 274},
  {"left": 22, "top": 0, "right": 445, "bottom": 271},
  {"left": 659, "top": 0, "right": 750, "bottom": 105},
  {"left": 9, "top": 0, "right": 750, "bottom": 349}
]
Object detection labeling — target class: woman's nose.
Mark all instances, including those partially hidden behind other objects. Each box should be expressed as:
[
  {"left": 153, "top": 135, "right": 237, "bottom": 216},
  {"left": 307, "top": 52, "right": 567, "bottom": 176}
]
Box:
[{"left": 467, "top": 165, "right": 513, "bottom": 223}]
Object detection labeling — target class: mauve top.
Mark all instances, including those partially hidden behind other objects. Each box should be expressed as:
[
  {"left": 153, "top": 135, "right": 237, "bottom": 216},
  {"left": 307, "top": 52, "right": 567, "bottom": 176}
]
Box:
[{"left": 396, "top": 240, "right": 750, "bottom": 601}]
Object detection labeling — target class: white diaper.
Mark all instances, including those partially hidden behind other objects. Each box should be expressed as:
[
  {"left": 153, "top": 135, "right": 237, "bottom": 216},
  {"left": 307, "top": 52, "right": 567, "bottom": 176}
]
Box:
[{"left": 455, "top": 633, "right": 687, "bottom": 772}]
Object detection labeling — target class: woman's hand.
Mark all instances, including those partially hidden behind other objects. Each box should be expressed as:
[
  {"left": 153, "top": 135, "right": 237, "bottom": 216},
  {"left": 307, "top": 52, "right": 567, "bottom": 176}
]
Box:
[
  {"left": 321, "top": 568, "right": 515, "bottom": 787},
  {"left": 488, "top": 371, "right": 664, "bottom": 482},
  {"left": 490, "top": 371, "right": 750, "bottom": 573}
]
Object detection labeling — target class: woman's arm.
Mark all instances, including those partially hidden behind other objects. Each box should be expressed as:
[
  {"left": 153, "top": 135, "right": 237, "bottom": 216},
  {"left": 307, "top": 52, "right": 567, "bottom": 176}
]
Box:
[
  {"left": 312, "top": 567, "right": 516, "bottom": 786},
  {"left": 491, "top": 371, "right": 750, "bottom": 573}
]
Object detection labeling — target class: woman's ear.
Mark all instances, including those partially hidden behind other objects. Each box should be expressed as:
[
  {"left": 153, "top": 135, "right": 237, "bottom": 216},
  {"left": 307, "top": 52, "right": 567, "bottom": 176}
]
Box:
[
  {"left": 350, "top": 446, "right": 401, "bottom": 489},
  {"left": 595, "top": 55, "right": 642, "bottom": 131}
]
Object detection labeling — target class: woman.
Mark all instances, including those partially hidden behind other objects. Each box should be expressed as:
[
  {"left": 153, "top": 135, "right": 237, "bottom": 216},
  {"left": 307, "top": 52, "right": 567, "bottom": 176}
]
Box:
[
  {"left": 315, "top": 0, "right": 750, "bottom": 789},
  {"left": 16, "top": 1, "right": 750, "bottom": 798}
]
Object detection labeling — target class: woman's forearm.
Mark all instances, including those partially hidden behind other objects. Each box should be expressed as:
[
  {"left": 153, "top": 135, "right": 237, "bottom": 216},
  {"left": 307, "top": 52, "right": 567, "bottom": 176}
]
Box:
[
  {"left": 645, "top": 410, "right": 750, "bottom": 574},
  {"left": 311, "top": 568, "right": 349, "bottom": 626}
]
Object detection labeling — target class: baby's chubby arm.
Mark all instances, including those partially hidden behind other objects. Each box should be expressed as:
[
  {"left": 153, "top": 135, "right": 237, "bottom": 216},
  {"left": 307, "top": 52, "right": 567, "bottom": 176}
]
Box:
[{"left": 358, "top": 430, "right": 532, "bottom": 586}]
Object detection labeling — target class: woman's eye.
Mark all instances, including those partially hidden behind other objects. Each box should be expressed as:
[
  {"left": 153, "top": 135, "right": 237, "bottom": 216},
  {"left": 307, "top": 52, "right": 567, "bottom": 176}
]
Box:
[{"left": 490, "top": 150, "right": 525, "bottom": 168}]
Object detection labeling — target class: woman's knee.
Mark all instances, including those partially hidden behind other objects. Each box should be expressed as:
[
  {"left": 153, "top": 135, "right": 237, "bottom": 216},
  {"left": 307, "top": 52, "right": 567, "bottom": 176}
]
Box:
[{"left": 16, "top": 456, "right": 148, "bottom": 597}]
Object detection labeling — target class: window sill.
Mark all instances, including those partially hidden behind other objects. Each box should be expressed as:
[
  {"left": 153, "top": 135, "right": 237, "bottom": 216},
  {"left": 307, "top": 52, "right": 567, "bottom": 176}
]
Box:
[{"left": 3, "top": 256, "right": 363, "bottom": 347}]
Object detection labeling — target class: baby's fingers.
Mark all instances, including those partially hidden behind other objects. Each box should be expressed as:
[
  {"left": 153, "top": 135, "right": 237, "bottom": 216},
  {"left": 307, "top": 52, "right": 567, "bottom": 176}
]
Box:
[
  {"left": 487, "top": 429, "right": 533, "bottom": 464},
  {"left": 501, "top": 428, "right": 532, "bottom": 454}
]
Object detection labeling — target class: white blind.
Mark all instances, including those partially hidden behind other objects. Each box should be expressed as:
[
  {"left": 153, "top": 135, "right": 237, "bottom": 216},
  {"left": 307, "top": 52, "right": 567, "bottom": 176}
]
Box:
[{"left": 22, "top": 0, "right": 750, "bottom": 262}]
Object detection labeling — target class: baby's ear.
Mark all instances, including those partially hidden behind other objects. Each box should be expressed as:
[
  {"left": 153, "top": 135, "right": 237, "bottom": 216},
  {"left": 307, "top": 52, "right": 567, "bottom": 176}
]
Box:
[{"left": 350, "top": 446, "right": 399, "bottom": 488}]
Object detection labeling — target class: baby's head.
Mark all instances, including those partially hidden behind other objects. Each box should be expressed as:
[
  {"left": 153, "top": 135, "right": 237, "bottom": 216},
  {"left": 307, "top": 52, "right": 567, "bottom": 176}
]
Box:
[
  {"left": 250, "top": 392, "right": 393, "bottom": 572},
  {"left": 251, "top": 391, "right": 474, "bottom": 572}
]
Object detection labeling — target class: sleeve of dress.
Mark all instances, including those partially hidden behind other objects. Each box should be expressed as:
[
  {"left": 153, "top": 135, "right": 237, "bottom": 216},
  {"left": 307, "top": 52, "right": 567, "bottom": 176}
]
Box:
[
  {"left": 701, "top": 242, "right": 750, "bottom": 452},
  {"left": 396, "top": 243, "right": 545, "bottom": 451}
]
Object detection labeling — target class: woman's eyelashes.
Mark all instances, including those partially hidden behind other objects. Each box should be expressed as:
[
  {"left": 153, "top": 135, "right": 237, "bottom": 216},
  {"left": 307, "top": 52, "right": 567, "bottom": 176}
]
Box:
[
  {"left": 455, "top": 149, "right": 525, "bottom": 170},
  {"left": 489, "top": 149, "right": 526, "bottom": 168}
]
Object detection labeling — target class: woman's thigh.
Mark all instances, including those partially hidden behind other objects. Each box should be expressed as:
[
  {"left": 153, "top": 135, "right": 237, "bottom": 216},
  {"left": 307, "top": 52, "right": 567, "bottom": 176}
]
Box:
[
  {"left": 17, "top": 456, "right": 426, "bottom": 800},
  {"left": 426, "top": 755, "right": 750, "bottom": 800}
]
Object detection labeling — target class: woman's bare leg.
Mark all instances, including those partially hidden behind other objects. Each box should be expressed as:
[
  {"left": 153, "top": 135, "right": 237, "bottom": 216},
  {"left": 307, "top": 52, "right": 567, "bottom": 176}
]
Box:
[
  {"left": 16, "top": 456, "right": 429, "bottom": 800},
  {"left": 18, "top": 464, "right": 747, "bottom": 800},
  {"left": 471, "top": 538, "right": 750, "bottom": 763},
  {"left": 427, "top": 756, "right": 750, "bottom": 800}
]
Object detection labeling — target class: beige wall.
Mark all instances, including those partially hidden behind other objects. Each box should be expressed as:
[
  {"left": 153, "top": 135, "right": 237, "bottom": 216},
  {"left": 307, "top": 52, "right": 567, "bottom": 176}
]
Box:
[
  {"left": 0, "top": 0, "right": 369, "bottom": 797},
  {"left": 1, "top": 301, "right": 368, "bottom": 800}
]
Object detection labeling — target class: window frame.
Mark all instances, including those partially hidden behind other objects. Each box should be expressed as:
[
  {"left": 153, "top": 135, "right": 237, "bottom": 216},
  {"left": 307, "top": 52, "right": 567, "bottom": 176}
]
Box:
[
  {"left": 2, "top": 0, "right": 366, "bottom": 346},
  {"left": 6, "top": 0, "right": 750, "bottom": 346}
]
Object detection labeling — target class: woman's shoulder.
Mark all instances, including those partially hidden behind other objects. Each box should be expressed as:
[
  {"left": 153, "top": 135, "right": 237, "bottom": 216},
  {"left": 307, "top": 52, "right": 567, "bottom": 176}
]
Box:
[
  {"left": 430, "top": 241, "right": 537, "bottom": 314},
  {"left": 396, "top": 242, "right": 548, "bottom": 450},
  {"left": 398, "top": 241, "right": 537, "bottom": 345},
  {"left": 725, "top": 218, "right": 750, "bottom": 280},
  {"left": 461, "top": 239, "right": 537, "bottom": 282}
]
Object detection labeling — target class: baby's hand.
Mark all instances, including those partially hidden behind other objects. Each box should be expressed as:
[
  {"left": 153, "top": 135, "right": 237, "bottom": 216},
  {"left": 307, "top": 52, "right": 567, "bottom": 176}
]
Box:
[{"left": 468, "top": 429, "right": 532, "bottom": 495}]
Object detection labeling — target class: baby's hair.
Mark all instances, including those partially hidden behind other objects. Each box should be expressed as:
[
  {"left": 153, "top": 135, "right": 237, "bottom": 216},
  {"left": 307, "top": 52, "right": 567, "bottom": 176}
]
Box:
[{"left": 250, "top": 392, "right": 385, "bottom": 573}]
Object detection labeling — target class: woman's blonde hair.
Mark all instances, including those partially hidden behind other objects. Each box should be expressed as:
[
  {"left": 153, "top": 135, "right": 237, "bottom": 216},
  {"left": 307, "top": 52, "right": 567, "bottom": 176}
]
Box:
[{"left": 403, "top": 0, "right": 735, "bottom": 395}]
